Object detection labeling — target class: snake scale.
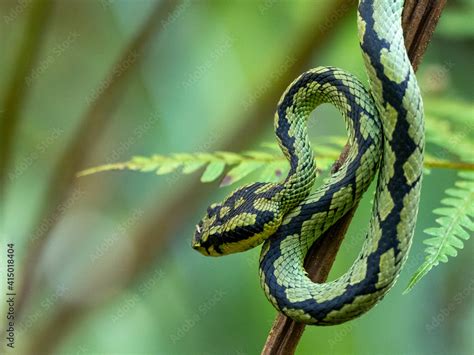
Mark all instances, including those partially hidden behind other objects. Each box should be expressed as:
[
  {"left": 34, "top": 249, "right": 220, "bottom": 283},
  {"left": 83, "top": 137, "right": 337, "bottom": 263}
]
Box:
[{"left": 192, "top": 0, "right": 424, "bottom": 325}]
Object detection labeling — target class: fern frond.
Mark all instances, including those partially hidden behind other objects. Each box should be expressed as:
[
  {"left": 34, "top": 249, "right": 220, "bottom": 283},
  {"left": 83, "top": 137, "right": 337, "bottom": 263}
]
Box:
[
  {"left": 404, "top": 171, "right": 474, "bottom": 293},
  {"left": 78, "top": 138, "right": 474, "bottom": 185},
  {"left": 425, "top": 114, "right": 474, "bottom": 161},
  {"left": 425, "top": 97, "right": 474, "bottom": 128},
  {"left": 78, "top": 151, "right": 290, "bottom": 187},
  {"left": 77, "top": 142, "right": 345, "bottom": 186}
]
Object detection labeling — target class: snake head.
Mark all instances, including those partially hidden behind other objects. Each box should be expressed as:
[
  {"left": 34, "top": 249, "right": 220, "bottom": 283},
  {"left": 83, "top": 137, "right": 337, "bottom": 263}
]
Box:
[{"left": 192, "top": 182, "right": 283, "bottom": 256}]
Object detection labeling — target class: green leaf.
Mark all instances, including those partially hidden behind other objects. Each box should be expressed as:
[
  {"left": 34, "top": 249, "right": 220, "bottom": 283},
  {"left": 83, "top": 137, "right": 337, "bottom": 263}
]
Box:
[
  {"left": 425, "top": 114, "right": 474, "bottom": 162},
  {"left": 172, "top": 153, "right": 194, "bottom": 160},
  {"left": 77, "top": 129, "right": 473, "bottom": 180},
  {"left": 322, "top": 136, "right": 347, "bottom": 147},
  {"left": 215, "top": 151, "right": 243, "bottom": 164},
  {"left": 156, "top": 161, "right": 181, "bottom": 175},
  {"left": 128, "top": 155, "right": 160, "bottom": 171},
  {"left": 243, "top": 150, "right": 275, "bottom": 160},
  {"left": 139, "top": 162, "right": 160, "bottom": 172},
  {"left": 313, "top": 145, "right": 342, "bottom": 156},
  {"left": 316, "top": 157, "right": 337, "bottom": 172},
  {"left": 404, "top": 171, "right": 474, "bottom": 293},
  {"left": 182, "top": 161, "right": 206, "bottom": 174},
  {"left": 260, "top": 142, "right": 281, "bottom": 152},
  {"left": 425, "top": 98, "right": 474, "bottom": 127},
  {"left": 258, "top": 162, "right": 287, "bottom": 182},
  {"left": 220, "top": 161, "right": 264, "bottom": 186},
  {"left": 200, "top": 161, "right": 226, "bottom": 183}
]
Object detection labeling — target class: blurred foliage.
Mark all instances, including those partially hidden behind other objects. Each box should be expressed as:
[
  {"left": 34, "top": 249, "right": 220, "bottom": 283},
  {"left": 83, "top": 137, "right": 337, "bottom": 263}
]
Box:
[{"left": 436, "top": 0, "right": 474, "bottom": 39}]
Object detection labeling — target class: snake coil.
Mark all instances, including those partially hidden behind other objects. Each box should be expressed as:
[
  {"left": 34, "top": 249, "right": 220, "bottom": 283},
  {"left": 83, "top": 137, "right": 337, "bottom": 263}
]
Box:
[{"left": 192, "top": 0, "right": 424, "bottom": 325}]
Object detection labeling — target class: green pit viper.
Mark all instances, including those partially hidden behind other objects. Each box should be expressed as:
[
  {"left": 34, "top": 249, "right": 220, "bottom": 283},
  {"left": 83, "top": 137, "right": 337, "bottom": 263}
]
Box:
[{"left": 192, "top": 0, "right": 424, "bottom": 325}]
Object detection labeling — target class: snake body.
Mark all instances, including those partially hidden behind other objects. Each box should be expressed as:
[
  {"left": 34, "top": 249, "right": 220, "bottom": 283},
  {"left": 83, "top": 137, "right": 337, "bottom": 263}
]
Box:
[{"left": 192, "top": 0, "right": 424, "bottom": 325}]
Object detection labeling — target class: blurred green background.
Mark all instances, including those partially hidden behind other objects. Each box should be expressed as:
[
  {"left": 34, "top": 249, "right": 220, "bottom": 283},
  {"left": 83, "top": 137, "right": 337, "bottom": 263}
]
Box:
[{"left": 1, "top": 0, "right": 473, "bottom": 354}]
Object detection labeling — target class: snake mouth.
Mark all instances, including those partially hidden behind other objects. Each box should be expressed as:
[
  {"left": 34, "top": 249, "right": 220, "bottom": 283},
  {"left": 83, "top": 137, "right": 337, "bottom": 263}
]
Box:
[
  {"left": 192, "top": 241, "right": 210, "bottom": 256},
  {"left": 192, "top": 224, "right": 208, "bottom": 255},
  {"left": 192, "top": 227, "right": 202, "bottom": 248}
]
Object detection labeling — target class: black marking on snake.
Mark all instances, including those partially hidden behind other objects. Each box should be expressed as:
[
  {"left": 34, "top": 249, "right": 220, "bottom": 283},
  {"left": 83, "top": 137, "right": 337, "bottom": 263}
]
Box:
[
  {"left": 262, "top": 99, "right": 381, "bottom": 319},
  {"left": 192, "top": 0, "right": 422, "bottom": 325},
  {"left": 198, "top": 183, "right": 284, "bottom": 254},
  {"left": 277, "top": 68, "right": 350, "bottom": 177},
  {"left": 260, "top": 2, "right": 419, "bottom": 322},
  {"left": 276, "top": 68, "right": 378, "bottom": 231},
  {"left": 359, "top": 0, "right": 417, "bottom": 262}
]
